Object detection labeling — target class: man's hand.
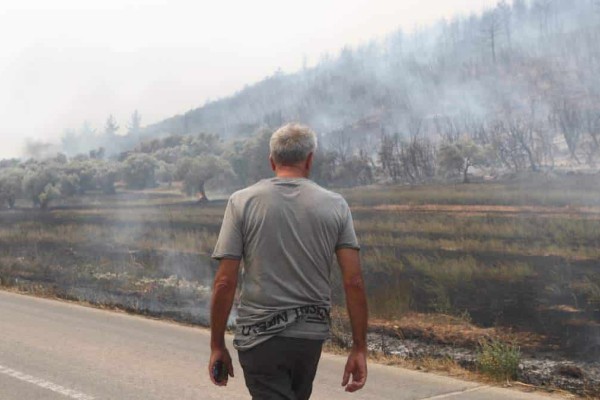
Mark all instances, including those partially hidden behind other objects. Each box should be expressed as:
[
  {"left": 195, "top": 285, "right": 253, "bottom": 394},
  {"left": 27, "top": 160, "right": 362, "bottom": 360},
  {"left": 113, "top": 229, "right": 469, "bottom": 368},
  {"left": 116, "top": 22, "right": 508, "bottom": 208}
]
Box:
[
  {"left": 209, "top": 258, "right": 240, "bottom": 387},
  {"left": 336, "top": 248, "right": 368, "bottom": 393},
  {"left": 208, "top": 346, "right": 234, "bottom": 386},
  {"left": 342, "top": 347, "right": 367, "bottom": 392}
]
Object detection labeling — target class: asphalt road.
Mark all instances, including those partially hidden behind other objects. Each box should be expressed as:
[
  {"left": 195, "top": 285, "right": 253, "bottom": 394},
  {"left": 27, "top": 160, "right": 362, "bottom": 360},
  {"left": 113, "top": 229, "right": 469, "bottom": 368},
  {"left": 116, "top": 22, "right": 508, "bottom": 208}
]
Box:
[{"left": 0, "top": 290, "right": 559, "bottom": 400}]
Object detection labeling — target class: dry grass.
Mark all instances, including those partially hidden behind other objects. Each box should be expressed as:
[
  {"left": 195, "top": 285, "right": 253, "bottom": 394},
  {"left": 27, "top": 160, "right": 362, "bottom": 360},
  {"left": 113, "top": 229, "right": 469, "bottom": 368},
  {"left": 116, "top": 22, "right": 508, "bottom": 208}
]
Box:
[
  {"left": 340, "top": 175, "right": 600, "bottom": 208},
  {"left": 0, "top": 223, "right": 218, "bottom": 255}
]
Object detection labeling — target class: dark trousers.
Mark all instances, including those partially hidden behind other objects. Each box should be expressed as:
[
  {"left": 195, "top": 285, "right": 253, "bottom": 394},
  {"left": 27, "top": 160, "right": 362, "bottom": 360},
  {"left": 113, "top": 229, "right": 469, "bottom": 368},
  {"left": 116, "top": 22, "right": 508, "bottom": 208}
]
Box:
[{"left": 238, "top": 336, "right": 324, "bottom": 400}]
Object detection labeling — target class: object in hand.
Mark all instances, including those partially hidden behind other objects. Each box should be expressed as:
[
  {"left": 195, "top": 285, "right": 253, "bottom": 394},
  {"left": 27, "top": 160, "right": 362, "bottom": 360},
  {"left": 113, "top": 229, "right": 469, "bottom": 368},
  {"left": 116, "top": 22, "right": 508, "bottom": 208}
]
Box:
[{"left": 212, "top": 360, "right": 228, "bottom": 383}]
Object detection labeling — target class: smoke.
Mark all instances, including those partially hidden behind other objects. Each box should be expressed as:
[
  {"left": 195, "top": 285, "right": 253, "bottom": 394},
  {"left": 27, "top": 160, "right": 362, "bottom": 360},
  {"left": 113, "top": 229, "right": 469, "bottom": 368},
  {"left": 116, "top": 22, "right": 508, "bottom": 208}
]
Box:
[
  {"left": 22, "top": 138, "right": 60, "bottom": 160},
  {"left": 114, "top": 0, "right": 600, "bottom": 174}
]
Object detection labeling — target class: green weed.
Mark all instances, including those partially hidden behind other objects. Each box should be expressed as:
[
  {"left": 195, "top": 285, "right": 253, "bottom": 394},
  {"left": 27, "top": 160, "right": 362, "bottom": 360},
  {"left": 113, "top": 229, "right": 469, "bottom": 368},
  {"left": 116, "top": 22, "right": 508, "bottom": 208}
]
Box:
[{"left": 476, "top": 339, "right": 521, "bottom": 381}]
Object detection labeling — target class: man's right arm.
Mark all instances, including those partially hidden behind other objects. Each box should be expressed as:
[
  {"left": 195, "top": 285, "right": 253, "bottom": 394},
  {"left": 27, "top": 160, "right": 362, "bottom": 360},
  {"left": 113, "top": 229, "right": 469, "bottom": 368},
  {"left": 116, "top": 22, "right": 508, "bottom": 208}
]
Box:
[
  {"left": 208, "top": 258, "right": 240, "bottom": 386},
  {"left": 336, "top": 247, "right": 368, "bottom": 393}
]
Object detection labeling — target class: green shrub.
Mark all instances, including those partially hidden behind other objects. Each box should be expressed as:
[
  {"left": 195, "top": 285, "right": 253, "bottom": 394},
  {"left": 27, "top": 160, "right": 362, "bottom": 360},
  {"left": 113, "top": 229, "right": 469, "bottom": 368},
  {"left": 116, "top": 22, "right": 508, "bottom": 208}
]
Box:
[{"left": 476, "top": 339, "right": 521, "bottom": 381}]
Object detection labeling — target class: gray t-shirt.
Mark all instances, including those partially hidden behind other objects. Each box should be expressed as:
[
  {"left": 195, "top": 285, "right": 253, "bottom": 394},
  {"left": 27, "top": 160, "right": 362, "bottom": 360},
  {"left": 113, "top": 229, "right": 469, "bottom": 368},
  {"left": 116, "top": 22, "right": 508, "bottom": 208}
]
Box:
[{"left": 211, "top": 177, "right": 359, "bottom": 351}]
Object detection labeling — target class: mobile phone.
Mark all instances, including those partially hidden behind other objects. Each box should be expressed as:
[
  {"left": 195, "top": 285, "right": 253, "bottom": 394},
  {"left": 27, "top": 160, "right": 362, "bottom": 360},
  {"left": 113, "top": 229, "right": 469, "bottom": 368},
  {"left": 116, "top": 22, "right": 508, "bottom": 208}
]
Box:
[{"left": 212, "top": 360, "right": 228, "bottom": 383}]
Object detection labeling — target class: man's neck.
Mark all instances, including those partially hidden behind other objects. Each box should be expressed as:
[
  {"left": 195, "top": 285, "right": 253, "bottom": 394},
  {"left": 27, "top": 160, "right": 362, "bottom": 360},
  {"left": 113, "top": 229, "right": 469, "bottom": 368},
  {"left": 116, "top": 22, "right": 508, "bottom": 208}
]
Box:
[{"left": 275, "top": 165, "right": 308, "bottom": 179}]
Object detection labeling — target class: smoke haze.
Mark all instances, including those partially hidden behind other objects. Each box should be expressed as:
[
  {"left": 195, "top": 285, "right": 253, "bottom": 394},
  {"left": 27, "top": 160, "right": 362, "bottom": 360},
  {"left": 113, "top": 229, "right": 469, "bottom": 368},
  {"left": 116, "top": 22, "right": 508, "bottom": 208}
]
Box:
[{"left": 0, "top": 0, "right": 498, "bottom": 159}]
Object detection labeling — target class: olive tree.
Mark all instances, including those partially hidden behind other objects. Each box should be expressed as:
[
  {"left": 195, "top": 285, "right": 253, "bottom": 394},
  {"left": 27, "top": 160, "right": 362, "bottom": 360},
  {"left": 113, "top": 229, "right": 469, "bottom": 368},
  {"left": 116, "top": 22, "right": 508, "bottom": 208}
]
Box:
[
  {"left": 229, "top": 129, "right": 272, "bottom": 186},
  {"left": 59, "top": 173, "right": 80, "bottom": 197},
  {"left": 21, "top": 165, "right": 62, "bottom": 209},
  {"left": 63, "top": 160, "right": 97, "bottom": 194},
  {"left": 156, "top": 161, "right": 176, "bottom": 188},
  {"left": 94, "top": 161, "right": 120, "bottom": 194},
  {"left": 438, "top": 140, "right": 486, "bottom": 183},
  {"left": 177, "top": 155, "right": 233, "bottom": 202},
  {"left": 122, "top": 154, "right": 158, "bottom": 189},
  {"left": 0, "top": 168, "right": 25, "bottom": 208}
]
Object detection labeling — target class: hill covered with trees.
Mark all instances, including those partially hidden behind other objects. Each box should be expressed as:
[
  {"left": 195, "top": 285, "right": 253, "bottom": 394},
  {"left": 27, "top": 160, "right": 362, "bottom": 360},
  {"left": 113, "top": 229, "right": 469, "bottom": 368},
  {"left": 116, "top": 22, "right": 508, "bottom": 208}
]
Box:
[
  {"left": 4, "top": 0, "right": 600, "bottom": 209},
  {"left": 128, "top": 0, "right": 600, "bottom": 177}
]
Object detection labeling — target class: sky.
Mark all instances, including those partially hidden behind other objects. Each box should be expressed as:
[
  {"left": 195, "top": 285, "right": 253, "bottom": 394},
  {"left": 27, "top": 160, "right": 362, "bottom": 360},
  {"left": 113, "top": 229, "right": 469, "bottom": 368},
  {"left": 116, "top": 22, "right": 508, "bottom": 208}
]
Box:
[{"left": 0, "top": 0, "right": 500, "bottom": 159}]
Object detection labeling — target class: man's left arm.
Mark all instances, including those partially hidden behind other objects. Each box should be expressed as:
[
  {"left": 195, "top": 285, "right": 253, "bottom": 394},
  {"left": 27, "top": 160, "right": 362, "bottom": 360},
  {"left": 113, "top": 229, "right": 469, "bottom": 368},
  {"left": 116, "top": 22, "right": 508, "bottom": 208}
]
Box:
[{"left": 208, "top": 258, "right": 240, "bottom": 386}]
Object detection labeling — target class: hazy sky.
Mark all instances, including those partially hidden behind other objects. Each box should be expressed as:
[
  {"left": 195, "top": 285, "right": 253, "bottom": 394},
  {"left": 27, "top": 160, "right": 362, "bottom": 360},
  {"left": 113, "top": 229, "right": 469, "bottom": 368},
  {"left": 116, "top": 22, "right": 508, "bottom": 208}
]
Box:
[{"left": 0, "top": 0, "right": 499, "bottom": 159}]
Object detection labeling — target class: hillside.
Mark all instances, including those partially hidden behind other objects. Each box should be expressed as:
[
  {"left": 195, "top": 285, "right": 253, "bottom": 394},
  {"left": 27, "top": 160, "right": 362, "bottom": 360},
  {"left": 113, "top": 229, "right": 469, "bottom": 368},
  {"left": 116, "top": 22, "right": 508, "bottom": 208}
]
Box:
[
  {"left": 131, "top": 0, "right": 600, "bottom": 169},
  {"left": 6, "top": 1, "right": 599, "bottom": 213}
]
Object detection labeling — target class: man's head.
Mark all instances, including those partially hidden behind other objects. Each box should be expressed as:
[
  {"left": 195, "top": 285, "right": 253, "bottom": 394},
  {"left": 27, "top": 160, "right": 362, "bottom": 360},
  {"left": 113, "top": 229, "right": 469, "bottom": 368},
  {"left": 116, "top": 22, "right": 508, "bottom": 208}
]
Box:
[{"left": 269, "top": 123, "right": 318, "bottom": 177}]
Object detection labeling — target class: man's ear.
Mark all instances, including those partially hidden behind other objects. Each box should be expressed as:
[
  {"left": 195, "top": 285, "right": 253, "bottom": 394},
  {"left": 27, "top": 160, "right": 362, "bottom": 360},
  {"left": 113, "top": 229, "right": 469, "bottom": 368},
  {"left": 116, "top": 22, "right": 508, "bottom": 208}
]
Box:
[
  {"left": 269, "top": 156, "right": 277, "bottom": 172},
  {"left": 305, "top": 152, "right": 314, "bottom": 171}
]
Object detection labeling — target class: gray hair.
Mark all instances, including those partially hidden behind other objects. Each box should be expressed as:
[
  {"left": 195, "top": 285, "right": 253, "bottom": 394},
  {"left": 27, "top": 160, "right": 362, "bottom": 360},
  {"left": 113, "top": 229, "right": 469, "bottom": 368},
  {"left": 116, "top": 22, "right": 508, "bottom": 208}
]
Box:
[{"left": 269, "top": 123, "right": 318, "bottom": 165}]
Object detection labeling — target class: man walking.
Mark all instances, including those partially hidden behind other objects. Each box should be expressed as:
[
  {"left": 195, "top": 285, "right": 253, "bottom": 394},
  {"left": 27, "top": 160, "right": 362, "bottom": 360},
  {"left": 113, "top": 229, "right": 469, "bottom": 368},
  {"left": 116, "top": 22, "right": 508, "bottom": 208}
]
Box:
[{"left": 208, "top": 123, "right": 368, "bottom": 399}]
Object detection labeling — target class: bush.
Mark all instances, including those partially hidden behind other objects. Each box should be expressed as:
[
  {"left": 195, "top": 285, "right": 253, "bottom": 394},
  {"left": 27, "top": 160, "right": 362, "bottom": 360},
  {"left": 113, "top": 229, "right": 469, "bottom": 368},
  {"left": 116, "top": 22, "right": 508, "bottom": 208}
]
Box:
[
  {"left": 122, "top": 154, "right": 158, "bottom": 189},
  {"left": 476, "top": 339, "right": 521, "bottom": 381}
]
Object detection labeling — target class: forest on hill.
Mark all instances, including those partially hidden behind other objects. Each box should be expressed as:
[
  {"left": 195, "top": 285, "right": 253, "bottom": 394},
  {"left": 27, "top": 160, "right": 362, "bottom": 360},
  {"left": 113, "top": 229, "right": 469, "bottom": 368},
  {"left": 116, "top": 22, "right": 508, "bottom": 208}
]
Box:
[
  {"left": 3, "top": 0, "right": 600, "bottom": 209},
  {"left": 63, "top": 0, "right": 600, "bottom": 170}
]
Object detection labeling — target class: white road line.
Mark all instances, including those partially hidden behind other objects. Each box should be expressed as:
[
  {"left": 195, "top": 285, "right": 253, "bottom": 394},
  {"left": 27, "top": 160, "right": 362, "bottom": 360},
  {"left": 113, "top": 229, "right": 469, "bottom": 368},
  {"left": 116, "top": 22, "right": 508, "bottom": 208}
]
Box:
[{"left": 0, "top": 364, "right": 95, "bottom": 400}]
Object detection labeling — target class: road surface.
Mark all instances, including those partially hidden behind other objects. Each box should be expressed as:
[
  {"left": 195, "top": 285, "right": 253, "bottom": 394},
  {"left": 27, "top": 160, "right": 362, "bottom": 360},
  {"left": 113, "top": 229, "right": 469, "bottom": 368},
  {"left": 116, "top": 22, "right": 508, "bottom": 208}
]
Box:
[{"left": 0, "top": 290, "right": 558, "bottom": 400}]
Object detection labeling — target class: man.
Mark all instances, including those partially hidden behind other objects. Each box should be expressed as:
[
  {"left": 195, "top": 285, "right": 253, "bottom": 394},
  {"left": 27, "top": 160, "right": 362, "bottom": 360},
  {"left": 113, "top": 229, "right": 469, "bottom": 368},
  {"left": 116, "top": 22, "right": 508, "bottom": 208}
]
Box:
[{"left": 208, "top": 123, "right": 368, "bottom": 399}]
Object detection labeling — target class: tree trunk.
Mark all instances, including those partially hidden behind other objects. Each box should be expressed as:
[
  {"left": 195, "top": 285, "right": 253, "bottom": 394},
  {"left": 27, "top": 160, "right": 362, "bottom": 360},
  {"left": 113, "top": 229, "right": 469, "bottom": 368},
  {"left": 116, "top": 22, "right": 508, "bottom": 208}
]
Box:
[
  {"left": 463, "top": 161, "right": 471, "bottom": 184},
  {"left": 518, "top": 136, "right": 538, "bottom": 172},
  {"left": 197, "top": 181, "right": 208, "bottom": 203}
]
